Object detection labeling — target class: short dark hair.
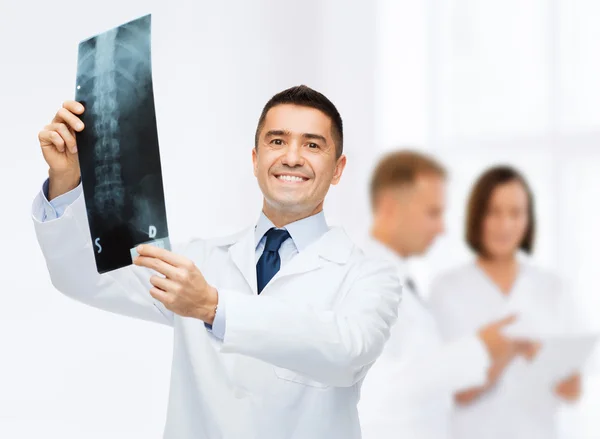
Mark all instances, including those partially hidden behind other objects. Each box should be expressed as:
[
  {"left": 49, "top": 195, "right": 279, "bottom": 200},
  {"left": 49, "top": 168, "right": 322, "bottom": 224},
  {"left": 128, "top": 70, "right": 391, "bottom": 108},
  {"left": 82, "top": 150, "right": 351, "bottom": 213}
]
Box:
[
  {"left": 254, "top": 85, "right": 344, "bottom": 158},
  {"left": 466, "top": 165, "right": 536, "bottom": 255},
  {"left": 369, "top": 150, "right": 447, "bottom": 209}
]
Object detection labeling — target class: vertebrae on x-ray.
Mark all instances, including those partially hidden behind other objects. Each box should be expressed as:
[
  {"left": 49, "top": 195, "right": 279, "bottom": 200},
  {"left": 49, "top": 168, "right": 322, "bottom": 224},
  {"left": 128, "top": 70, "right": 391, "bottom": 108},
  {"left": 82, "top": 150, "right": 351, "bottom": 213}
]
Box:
[{"left": 91, "top": 27, "right": 125, "bottom": 223}]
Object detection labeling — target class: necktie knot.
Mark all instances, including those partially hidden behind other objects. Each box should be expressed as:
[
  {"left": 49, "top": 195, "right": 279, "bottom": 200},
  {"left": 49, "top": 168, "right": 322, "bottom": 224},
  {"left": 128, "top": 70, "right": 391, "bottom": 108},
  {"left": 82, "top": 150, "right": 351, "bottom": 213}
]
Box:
[{"left": 263, "top": 228, "right": 290, "bottom": 252}]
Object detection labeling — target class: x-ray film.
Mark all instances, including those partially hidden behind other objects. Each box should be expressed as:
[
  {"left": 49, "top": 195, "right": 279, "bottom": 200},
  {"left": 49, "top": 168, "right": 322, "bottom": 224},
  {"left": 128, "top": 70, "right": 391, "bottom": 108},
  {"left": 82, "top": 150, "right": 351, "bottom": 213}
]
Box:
[{"left": 75, "top": 14, "right": 170, "bottom": 274}]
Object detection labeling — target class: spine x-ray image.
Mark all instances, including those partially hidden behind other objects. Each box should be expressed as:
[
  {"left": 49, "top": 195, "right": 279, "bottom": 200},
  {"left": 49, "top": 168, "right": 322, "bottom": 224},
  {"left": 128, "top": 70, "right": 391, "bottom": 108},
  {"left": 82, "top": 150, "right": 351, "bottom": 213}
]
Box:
[{"left": 75, "top": 14, "right": 170, "bottom": 274}]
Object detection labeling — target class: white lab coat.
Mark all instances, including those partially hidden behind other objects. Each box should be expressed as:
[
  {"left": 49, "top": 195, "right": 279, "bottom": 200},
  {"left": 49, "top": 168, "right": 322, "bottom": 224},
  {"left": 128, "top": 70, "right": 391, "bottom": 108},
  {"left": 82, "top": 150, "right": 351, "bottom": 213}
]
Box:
[
  {"left": 358, "top": 239, "right": 489, "bottom": 439},
  {"left": 429, "top": 261, "right": 576, "bottom": 439},
  {"left": 31, "top": 192, "right": 402, "bottom": 439}
]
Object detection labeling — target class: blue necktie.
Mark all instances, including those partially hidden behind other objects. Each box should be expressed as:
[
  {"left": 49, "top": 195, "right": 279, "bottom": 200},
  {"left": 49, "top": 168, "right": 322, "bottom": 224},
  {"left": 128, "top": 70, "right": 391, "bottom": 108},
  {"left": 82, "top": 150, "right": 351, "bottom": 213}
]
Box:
[{"left": 256, "top": 228, "right": 290, "bottom": 294}]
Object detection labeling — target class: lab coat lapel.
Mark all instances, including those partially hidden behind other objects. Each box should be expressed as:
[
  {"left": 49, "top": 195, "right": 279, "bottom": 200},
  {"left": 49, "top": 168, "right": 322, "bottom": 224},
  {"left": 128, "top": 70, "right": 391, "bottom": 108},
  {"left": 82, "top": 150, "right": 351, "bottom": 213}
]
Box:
[
  {"left": 228, "top": 228, "right": 258, "bottom": 295},
  {"left": 266, "top": 227, "right": 354, "bottom": 288}
]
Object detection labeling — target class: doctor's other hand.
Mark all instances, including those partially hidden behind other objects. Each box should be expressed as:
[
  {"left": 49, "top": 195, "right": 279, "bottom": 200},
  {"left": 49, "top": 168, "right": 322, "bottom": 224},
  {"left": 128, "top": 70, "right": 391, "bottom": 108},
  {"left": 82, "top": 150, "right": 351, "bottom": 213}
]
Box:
[
  {"left": 554, "top": 373, "right": 582, "bottom": 402},
  {"left": 455, "top": 315, "right": 521, "bottom": 406},
  {"left": 38, "top": 100, "right": 85, "bottom": 201},
  {"left": 134, "top": 244, "right": 219, "bottom": 324},
  {"left": 478, "top": 315, "right": 519, "bottom": 367},
  {"left": 515, "top": 339, "right": 542, "bottom": 362}
]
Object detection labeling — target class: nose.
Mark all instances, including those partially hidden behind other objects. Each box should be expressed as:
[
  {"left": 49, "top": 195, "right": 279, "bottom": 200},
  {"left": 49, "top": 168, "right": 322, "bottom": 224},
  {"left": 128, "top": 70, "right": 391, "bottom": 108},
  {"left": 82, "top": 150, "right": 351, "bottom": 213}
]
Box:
[{"left": 281, "top": 142, "right": 304, "bottom": 167}]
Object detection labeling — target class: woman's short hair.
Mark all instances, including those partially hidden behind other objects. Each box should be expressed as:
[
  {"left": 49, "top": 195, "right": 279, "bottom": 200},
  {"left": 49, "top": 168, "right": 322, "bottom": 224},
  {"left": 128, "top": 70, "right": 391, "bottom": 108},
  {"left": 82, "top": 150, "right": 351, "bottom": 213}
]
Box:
[{"left": 466, "top": 165, "right": 536, "bottom": 255}]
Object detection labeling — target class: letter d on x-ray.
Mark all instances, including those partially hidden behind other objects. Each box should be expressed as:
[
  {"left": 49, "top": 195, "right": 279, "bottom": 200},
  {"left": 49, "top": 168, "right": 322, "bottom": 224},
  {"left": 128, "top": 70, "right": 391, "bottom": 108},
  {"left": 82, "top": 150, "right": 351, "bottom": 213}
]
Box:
[{"left": 149, "top": 225, "right": 156, "bottom": 238}]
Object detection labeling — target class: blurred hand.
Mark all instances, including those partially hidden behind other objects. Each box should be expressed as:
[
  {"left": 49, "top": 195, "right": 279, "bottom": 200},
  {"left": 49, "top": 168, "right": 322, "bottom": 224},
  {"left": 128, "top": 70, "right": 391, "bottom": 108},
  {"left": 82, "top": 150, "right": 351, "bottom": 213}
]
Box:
[
  {"left": 554, "top": 373, "right": 582, "bottom": 402},
  {"left": 478, "top": 315, "right": 518, "bottom": 365},
  {"left": 456, "top": 315, "right": 521, "bottom": 406},
  {"left": 38, "top": 101, "right": 85, "bottom": 200},
  {"left": 515, "top": 340, "right": 543, "bottom": 362}
]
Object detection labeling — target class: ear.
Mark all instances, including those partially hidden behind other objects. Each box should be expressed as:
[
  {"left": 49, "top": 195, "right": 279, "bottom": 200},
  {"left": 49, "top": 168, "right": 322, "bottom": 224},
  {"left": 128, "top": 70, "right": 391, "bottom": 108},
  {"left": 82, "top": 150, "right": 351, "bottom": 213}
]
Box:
[
  {"left": 252, "top": 147, "right": 258, "bottom": 177},
  {"left": 379, "top": 188, "right": 406, "bottom": 216},
  {"left": 377, "top": 190, "right": 393, "bottom": 215},
  {"left": 330, "top": 154, "right": 347, "bottom": 186}
]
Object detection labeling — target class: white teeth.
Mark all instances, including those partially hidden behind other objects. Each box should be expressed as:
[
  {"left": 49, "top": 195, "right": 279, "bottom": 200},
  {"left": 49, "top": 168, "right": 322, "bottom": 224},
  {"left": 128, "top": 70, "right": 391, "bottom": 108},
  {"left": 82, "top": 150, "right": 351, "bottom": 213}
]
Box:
[{"left": 277, "top": 175, "right": 304, "bottom": 182}]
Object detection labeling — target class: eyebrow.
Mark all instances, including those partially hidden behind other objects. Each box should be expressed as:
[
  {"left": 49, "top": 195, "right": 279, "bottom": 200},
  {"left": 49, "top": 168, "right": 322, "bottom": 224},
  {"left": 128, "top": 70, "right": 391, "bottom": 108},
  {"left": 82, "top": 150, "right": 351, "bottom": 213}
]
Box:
[
  {"left": 303, "top": 133, "right": 327, "bottom": 144},
  {"left": 265, "top": 130, "right": 328, "bottom": 144}
]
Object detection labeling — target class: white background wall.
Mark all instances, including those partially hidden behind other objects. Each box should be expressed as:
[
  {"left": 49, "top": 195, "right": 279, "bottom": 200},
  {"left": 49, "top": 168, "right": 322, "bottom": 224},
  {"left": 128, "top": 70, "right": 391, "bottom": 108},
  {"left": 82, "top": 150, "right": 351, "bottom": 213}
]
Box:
[
  {"left": 1, "top": 0, "right": 599, "bottom": 437},
  {"left": 376, "top": 1, "right": 600, "bottom": 437}
]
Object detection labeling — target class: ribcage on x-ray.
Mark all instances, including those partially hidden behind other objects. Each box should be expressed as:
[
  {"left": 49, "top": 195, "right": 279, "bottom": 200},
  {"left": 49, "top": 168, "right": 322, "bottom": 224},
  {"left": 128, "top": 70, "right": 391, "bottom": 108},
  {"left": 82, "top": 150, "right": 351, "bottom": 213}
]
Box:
[{"left": 75, "top": 14, "right": 169, "bottom": 273}]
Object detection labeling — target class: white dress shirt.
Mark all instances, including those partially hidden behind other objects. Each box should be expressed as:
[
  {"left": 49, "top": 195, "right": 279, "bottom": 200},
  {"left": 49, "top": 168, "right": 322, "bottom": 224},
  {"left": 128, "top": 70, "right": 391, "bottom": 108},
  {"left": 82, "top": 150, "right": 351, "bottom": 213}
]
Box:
[{"left": 359, "top": 238, "right": 490, "bottom": 439}]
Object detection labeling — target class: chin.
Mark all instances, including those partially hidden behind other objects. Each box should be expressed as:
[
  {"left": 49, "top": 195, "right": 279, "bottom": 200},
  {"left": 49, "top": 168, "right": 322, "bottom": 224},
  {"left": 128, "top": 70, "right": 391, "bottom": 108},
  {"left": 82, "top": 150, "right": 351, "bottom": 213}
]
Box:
[
  {"left": 486, "top": 248, "right": 517, "bottom": 260},
  {"left": 265, "top": 196, "right": 309, "bottom": 213}
]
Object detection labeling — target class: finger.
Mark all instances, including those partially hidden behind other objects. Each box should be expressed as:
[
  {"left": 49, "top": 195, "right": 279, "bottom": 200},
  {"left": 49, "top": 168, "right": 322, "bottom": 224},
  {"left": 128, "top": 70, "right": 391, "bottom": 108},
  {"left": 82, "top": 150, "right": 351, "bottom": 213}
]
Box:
[
  {"left": 39, "top": 129, "right": 66, "bottom": 153},
  {"left": 149, "top": 286, "right": 172, "bottom": 306},
  {"left": 62, "top": 100, "right": 85, "bottom": 115},
  {"left": 496, "top": 314, "right": 517, "bottom": 327},
  {"left": 149, "top": 274, "right": 179, "bottom": 293},
  {"left": 45, "top": 123, "right": 78, "bottom": 153},
  {"left": 514, "top": 339, "right": 540, "bottom": 349},
  {"left": 136, "top": 244, "right": 192, "bottom": 268},
  {"left": 53, "top": 107, "right": 85, "bottom": 132},
  {"left": 134, "top": 255, "right": 179, "bottom": 279}
]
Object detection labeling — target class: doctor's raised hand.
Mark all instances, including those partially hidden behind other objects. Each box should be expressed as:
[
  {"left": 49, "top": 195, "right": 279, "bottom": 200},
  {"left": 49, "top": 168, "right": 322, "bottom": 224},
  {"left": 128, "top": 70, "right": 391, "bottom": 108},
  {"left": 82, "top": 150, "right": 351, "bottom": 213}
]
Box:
[{"left": 37, "top": 100, "right": 85, "bottom": 201}]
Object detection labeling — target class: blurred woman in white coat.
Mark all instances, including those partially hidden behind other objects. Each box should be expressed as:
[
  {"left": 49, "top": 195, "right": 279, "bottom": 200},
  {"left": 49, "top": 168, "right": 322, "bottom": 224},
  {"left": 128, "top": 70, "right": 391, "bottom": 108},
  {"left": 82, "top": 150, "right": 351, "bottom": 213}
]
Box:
[{"left": 429, "top": 166, "right": 581, "bottom": 439}]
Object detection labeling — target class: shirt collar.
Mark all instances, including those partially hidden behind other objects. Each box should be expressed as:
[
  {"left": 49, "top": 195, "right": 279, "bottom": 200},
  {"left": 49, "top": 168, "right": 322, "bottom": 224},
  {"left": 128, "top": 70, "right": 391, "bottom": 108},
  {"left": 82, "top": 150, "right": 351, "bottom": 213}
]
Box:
[{"left": 254, "top": 210, "right": 329, "bottom": 252}]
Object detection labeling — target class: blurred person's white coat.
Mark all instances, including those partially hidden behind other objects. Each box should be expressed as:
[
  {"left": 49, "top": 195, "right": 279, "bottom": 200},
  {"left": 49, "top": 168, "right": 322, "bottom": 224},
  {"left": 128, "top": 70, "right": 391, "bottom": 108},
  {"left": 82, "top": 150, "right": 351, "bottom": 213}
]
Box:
[
  {"left": 429, "top": 261, "right": 578, "bottom": 439},
  {"left": 359, "top": 238, "right": 490, "bottom": 439}
]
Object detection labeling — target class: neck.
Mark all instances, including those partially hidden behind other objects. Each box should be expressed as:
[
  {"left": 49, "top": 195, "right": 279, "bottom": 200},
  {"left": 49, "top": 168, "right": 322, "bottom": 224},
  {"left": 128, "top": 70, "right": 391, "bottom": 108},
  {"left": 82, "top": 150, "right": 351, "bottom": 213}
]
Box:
[
  {"left": 371, "top": 223, "right": 410, "bottom": 258},
  {"left": 477, "top": 253, "right": 517, "bottom": 269},
  {"left": 262, "top": 200, "right": 323, "bottom": 228},
  {"left": 477, "top": 253, "right": 519, "bottom": 295}
]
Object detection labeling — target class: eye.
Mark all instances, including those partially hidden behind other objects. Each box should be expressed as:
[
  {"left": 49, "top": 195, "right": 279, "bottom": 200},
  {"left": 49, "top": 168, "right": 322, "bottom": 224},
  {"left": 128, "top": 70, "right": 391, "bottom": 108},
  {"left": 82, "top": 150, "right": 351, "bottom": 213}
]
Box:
[
  {"left": 270, "top": 139, "right": 284, "bottom": 146},
  {"left": 307, "top": 142, "right": 319, "bottom": 149}
]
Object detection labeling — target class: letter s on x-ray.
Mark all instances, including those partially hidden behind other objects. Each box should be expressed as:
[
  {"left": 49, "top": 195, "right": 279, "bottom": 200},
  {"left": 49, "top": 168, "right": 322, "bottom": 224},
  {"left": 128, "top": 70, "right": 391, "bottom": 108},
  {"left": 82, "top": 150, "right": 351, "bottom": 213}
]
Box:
[
  {"left": 95, "top": 237, "right": 103, "bottom": 253},
  {"left": 95, "top": 226, "right": 155, "bottom": 254}
]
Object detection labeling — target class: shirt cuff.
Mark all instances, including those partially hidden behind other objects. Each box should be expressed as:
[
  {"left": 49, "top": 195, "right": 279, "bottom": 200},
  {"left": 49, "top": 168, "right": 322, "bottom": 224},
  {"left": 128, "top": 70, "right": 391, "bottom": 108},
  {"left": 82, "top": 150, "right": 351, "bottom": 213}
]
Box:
[
  {"left": 204, "top": 290, "right": 226, "bottom": 340},
  {"left": 41, "top": 178, "right": 83, "bottom": 221}
]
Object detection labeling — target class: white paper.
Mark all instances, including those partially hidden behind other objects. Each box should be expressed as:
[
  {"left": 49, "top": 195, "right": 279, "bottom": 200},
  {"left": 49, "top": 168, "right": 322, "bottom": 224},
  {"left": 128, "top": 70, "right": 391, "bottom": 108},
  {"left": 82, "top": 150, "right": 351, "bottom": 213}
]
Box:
[{"left": 527, "top": 334, "right": 598, "bottom": 384}]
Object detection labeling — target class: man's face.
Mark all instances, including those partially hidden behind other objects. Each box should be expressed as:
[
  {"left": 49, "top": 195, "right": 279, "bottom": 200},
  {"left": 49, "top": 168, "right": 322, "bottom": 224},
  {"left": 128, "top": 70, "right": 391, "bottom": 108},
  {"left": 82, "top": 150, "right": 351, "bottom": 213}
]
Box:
[
  {"left": 252, "top": 104, "right": 346, "bottom": 219},
  {"left": 387, "top": 174, "right": 446, "bottom": 256}
]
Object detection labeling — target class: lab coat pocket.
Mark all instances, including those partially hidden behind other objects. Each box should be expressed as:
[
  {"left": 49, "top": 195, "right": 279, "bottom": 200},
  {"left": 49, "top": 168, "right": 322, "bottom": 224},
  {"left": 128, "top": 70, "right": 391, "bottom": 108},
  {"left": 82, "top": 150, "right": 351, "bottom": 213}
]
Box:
[{"left": 273, "top": 367, "right": 330, "bottom": 389}]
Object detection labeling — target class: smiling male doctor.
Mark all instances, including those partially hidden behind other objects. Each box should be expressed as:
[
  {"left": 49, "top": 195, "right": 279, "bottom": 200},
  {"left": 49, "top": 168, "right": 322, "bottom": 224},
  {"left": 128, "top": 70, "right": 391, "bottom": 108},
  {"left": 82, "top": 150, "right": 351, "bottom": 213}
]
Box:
[{"left": 32, "top": 85, "right": 402, "bottom": 439}]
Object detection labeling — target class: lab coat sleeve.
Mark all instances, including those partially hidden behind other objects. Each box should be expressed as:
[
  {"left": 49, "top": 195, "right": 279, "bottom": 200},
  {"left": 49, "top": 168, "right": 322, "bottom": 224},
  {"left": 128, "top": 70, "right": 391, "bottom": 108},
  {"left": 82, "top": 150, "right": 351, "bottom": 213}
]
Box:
[
  {"left": 32, "top": 184, "right": 174, "bottom": 326},
  {"left": 219, "top": 258, "right": 402, "bottom": 387},
  {"left": 396, "top": 334, "right": 490, "bottom": 402}
]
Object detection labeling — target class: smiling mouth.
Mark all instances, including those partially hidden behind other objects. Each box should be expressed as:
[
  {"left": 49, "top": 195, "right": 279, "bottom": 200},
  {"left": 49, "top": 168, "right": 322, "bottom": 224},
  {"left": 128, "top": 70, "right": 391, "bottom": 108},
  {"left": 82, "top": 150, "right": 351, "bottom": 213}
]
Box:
[{"left": 274, "top": 174, "right": 309, "bottom": 183}]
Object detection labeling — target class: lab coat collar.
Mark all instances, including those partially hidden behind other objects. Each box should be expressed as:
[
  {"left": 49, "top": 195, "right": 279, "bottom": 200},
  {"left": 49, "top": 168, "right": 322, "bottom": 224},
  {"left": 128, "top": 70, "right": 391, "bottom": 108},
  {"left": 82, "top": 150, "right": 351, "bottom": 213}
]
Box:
[
  {"left": 253, "top": 210, "right": 329, "bottom": 253},
  {"left": 266, "top": 226, "right": 354, "bottom": 294},
  {"left": 228, "top": 218, "right": 353, "bottom": 295},
  {"left": 228, "top": 228, "right": 258, "bottom": 294}
]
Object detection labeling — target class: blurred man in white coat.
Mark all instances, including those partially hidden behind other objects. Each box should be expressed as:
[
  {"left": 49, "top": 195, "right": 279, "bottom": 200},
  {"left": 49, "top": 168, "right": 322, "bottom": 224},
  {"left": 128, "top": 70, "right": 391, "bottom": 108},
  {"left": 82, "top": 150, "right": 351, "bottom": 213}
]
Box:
[
  {"left": 358, "top": 151, "right": 523, "bottom": 439},
  {"left": 32, "top": 86, "right": 402, "bottom": 439}
]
